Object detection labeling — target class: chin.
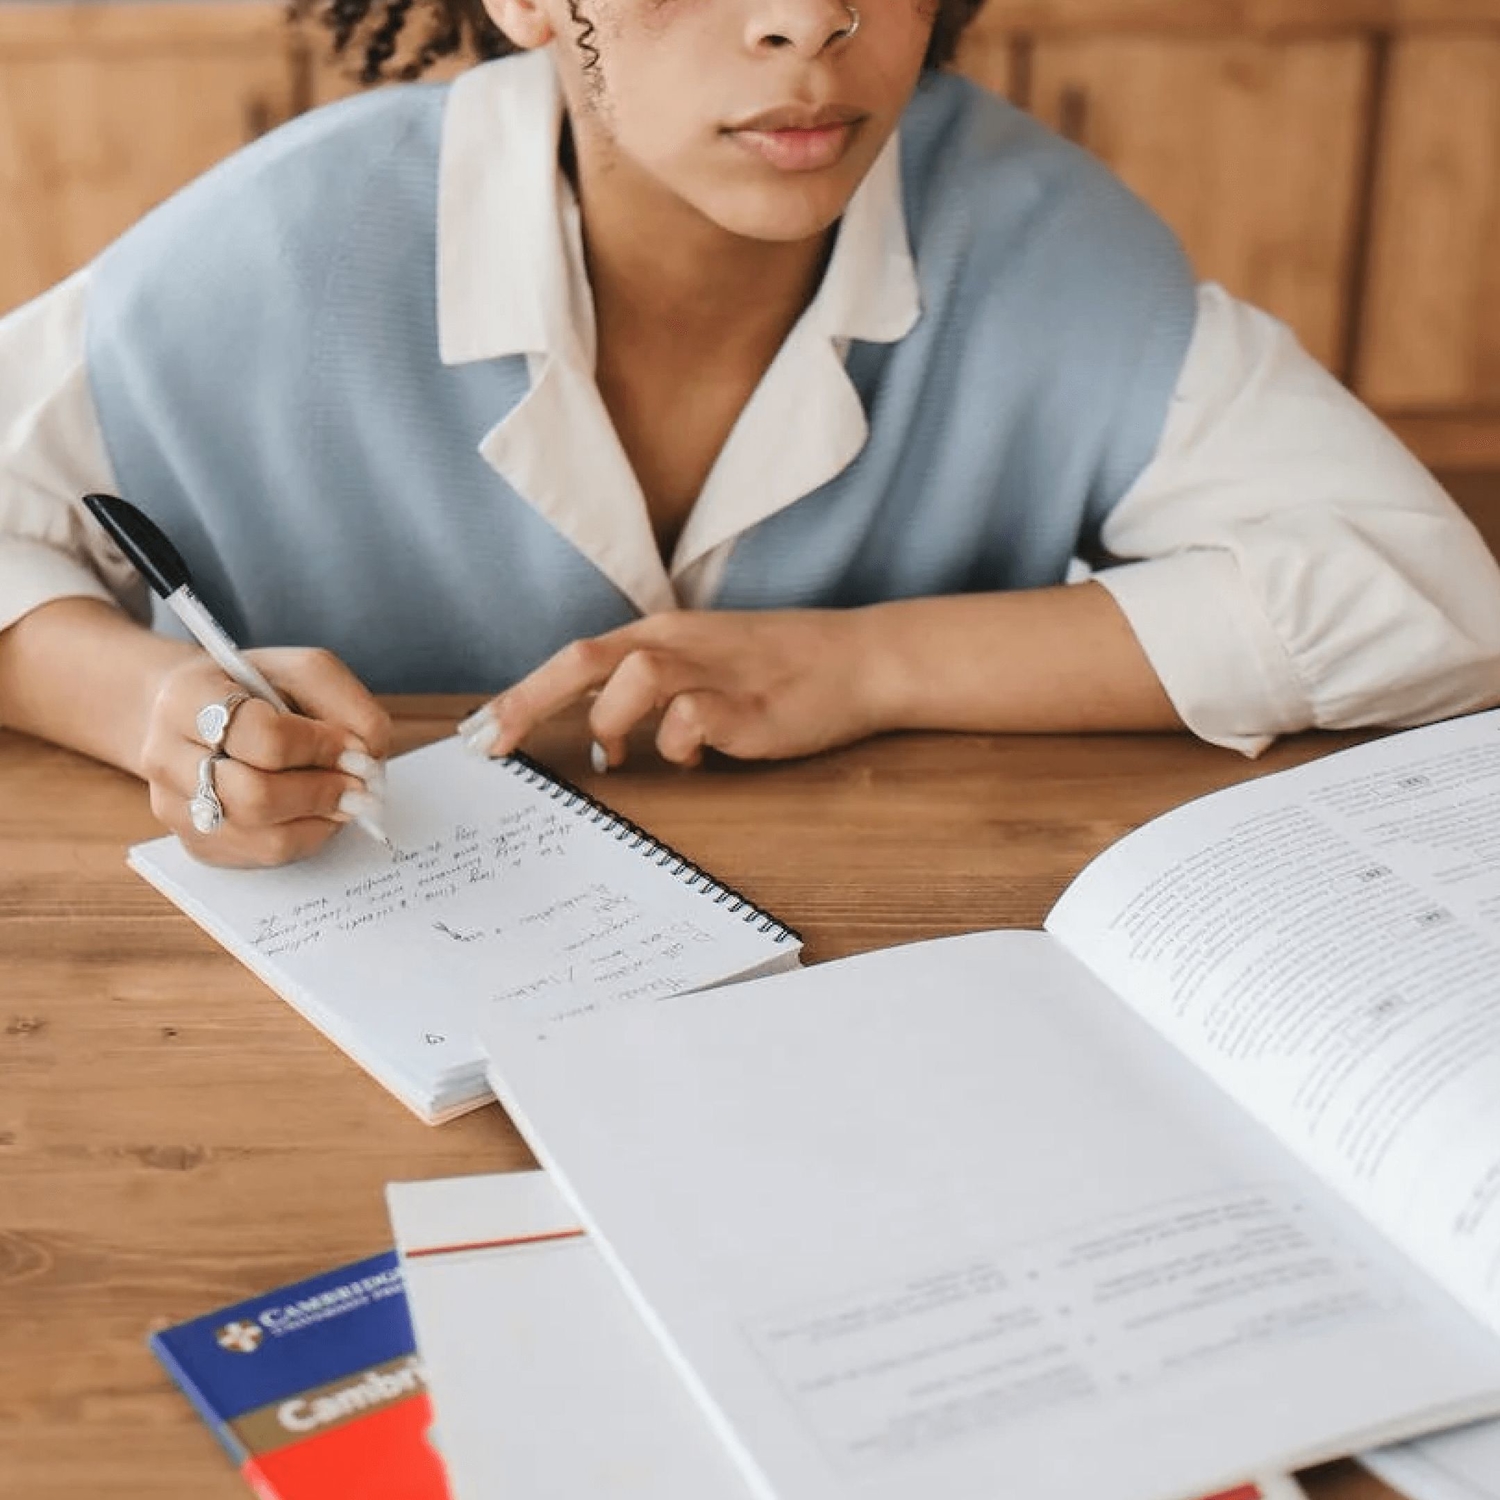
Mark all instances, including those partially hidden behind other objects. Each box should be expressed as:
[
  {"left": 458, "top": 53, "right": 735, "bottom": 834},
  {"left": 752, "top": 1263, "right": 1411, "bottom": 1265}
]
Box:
[{"left": 704, "top": 176, "right": 859, "bottom": 244}]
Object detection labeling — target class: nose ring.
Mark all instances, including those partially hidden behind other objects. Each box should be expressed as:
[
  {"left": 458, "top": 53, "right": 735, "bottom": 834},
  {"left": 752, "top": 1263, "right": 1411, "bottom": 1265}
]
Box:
[{"left": 836, "top": 3, "right": 860, "bottom": 38}]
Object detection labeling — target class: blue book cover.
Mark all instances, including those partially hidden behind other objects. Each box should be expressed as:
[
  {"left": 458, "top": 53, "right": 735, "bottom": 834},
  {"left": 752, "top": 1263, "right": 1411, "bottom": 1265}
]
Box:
[{"left": 149, "top": 1250, "right": 449, "bottom": 1499}]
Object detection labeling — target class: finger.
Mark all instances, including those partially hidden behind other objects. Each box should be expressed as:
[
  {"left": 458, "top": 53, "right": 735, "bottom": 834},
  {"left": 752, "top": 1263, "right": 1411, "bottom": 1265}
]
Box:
[
  {"left": 176, "top": 816, "right": 346, "bottom": 870},
  {"left": 487, "top": 633, "right": 645, "bottom": 755},
  {"left": 655, "top": 691, "right": 738, "bottom": 769},
  {"left": 215, "top": 758, "right": 370, "bottom": 829},
  {"left": 588, "top": 650, "right": 704, "bottom": 768},
  {"left": 456, "top": 695, "right": 505, "bottom": 756},
  {"left": 162, "top": 744, "right": 362, "bottom": 828},
  {"left": 210, "top": 696, "right": 360, "bottom": 776},
  {"left": 242, "top": 648, "right": 393, "bottom": 761},
  {"left": 148, "top": 768, "right": 348, "bottom": 866},
  {"left": 163, "top": 654, "right": 387, "bottom": 776}
]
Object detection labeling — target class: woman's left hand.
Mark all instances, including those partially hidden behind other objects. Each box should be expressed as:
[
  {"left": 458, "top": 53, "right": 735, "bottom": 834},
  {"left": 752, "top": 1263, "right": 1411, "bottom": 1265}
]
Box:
[{"left": 460, "top": 609, "right": 892, "bottom": 769}]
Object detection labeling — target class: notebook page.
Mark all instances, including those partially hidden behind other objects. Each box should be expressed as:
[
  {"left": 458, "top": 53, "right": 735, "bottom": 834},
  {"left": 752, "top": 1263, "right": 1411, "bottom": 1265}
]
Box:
[
  {"left": 482, "top": 931, "right": 1500, "bottom": 1500},
  {"left": 129, "top": 738, "right": 799, "bottom": 1119},
  {"left": 1045, "top": 710, "right": 1500, "bottom": 1334}
]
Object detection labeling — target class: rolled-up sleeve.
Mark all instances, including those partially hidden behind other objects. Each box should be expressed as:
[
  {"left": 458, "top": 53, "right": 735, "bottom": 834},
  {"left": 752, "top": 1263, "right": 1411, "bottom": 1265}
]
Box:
[
  {"left": 1096, "top": 283, "right": 1500, "bottom": 756},
  {"left": 0, "top": 269, "right": 147, "bottom": 634}
]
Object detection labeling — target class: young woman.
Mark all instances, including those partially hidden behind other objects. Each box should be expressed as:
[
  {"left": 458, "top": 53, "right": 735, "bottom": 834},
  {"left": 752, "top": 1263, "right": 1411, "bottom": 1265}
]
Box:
[{"left": 0, "top": 0, "right": 1497, "bottom": 867}]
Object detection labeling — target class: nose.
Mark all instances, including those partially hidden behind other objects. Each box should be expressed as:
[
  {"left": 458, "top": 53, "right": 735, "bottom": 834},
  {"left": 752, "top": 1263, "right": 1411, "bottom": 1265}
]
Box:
[{"left": 746, "top": 0, "right": 857, "bottom": 57}]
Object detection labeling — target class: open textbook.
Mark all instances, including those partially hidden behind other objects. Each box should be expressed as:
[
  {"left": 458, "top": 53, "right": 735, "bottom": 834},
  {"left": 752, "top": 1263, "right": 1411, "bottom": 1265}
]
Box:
[
  {"left": 127, "top": 740, "right": 800, "bottom": 1122},
  {"left": 477, "top": 709, "right": 1500, "bottom": 1500},
  {"left": 386, "top": 1169, "right": 1304, "bottom": 1500}
]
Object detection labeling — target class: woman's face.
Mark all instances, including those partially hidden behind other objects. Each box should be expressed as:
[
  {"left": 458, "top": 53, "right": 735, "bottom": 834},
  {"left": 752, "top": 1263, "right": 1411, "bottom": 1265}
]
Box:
[{"left": 505, "top": 0, "right": 936, "bottom": 243}]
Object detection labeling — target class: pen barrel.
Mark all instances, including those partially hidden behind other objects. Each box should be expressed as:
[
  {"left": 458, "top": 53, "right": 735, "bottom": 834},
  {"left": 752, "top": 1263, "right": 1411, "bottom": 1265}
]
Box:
[{"left": 168, "top": 588, "right": 292, "bottom": 713}]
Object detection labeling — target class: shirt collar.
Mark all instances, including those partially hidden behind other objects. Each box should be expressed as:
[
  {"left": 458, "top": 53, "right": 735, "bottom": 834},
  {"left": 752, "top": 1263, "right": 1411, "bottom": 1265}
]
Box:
[
  {"left": 437, "top": 48, "right": 920, "bottom": 367},
  {"left": 437, "top": 49, "right": 570, "bottom": 365}
]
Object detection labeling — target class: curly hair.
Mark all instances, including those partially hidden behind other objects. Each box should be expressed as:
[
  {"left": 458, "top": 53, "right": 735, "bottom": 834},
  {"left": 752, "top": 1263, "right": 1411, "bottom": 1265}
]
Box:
[{"left": 293, "top": 0, "right": 987, "bottom": 87}]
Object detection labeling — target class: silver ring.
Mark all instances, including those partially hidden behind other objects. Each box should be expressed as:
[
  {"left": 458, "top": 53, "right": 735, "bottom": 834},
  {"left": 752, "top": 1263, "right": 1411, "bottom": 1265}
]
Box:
[
  {"left": 836, "top": 2, "right": 859, "bottom": 38},
  {"left": 189, "top": 752, "right": 229, "bottom": 835},
  {"left": 196, "top": 690, "right": 251, "bottom": 750}
]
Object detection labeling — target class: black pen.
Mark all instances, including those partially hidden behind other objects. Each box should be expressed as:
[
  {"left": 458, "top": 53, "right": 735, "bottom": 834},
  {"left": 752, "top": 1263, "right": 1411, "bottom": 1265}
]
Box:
[{"left": 81, "top": 492, "right": 391, "bottom": 848}]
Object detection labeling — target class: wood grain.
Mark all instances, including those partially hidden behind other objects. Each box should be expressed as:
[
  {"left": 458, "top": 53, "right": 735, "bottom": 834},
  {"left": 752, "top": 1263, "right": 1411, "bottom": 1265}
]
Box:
[
  {"left": 977, "top": 0, "right": 1500, "bottom": 33},
  {"left": 1026, "top": 34, "right": 1374, "bottom": 372},
  {"left": 1440, "top": 467, "right": 1500, "bottom": 561},
  {"left": 0, "top": 702, "right": 1408, "bottom": 1497},
  {"left": 0, "top": 3, "right": 295, "bottom": 316},
  {"left": 0, "top": 2, "right": 288, "bottom": 53},
  {"left": 1392, "top": 414, "right": 1500, "bottom": 470},
  {"left": 951, "top": 24, "right": 1027, "bottom": 101},
  {"left": 1357, "top": 33, "right": 1500, "bottom": 409}
]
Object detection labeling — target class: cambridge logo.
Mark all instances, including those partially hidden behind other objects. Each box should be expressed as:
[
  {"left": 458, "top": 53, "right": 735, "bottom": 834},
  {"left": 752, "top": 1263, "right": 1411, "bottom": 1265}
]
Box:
[{"left": 215, "top": 1320, "right": 265, "bottom": 1354}]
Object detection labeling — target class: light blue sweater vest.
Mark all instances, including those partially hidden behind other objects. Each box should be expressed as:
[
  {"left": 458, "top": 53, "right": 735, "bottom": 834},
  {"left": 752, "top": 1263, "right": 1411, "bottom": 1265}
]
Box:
[{"left": 86, "top": 65, "right": 1196, "bottom": 693}]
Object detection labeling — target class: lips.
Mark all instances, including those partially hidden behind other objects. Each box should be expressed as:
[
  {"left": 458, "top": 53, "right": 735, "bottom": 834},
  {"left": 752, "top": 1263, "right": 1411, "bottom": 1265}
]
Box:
[{"left": 722, "top": 103, "right": 867, "bottom": 173}]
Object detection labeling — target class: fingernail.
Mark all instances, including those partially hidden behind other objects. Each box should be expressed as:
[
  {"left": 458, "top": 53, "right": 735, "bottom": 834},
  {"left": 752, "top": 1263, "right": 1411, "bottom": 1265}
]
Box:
[
  {"left": 457, "top": 706, "right": 495, "bottom": 737},
  {"left": 461, "top": 720, "right": 501, "bottom": 758},
  {"left": 338, "top": 748, "right": 382, "bottom": 783},
  {"left": 338, "top": 789, "right": 380, "bottom": 820},
  {"left": 590, "top": 740, "right": 609, "bottom": 775}
]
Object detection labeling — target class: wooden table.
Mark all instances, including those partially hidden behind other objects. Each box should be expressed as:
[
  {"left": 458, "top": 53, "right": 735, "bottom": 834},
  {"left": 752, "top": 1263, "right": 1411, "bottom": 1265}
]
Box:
[{"left": 0, "top": 698, "right": 1400, "bottom": 1499}]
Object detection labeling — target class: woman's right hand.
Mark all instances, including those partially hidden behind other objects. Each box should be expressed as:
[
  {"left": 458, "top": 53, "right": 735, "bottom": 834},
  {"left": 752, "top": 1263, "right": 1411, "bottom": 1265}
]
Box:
[{"left": 140, "top": 647, "right": 392, "bottom": 868}]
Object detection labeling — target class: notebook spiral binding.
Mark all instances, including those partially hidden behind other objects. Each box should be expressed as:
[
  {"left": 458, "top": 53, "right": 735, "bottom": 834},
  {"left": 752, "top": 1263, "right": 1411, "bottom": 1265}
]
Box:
[{"left": 501, "top": 752, "right": 801, "bottom": 945}]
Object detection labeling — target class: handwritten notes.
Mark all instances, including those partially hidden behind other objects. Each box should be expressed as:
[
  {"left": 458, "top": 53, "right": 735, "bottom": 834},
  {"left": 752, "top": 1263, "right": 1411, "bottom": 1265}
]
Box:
[
  {"left": 126, "top": 740, "right": 798, "bottom": 1120},
  {"left": 250, "top": 803, "right": 577, "bottom": 957},
  {"left": 241, "top": 794, "right": 727, "bottom": 1018}
]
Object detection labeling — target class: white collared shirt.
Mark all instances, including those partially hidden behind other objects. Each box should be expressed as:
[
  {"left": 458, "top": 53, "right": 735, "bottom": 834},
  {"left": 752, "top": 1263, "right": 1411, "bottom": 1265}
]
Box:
[
  {"left": 441, "top": 55, "right": 921, "bottom": 619},
  {"left": 2, "top": 48, "right": 1499, "bottom": 754}
]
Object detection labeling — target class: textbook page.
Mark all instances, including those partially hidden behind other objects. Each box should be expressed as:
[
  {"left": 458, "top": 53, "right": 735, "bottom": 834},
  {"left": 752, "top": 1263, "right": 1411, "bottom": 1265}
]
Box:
[
  {"left": 128, "top": 738, "right": 798, "bottom": 1122},
  {"left": 387, "top": 1172, "right": 756, "bottom": 1500},
  {"left": 1045, "top": 710, "right": 1500, "bottom": 1332},
  {"left": 481, "top": 932, "right": 1500, "bottom": 1500}
]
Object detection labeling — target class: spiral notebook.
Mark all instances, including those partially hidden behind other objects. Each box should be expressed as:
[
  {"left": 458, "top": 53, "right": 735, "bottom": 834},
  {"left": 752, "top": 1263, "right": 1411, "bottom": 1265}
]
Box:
[{"left": 127, "top": 737, "right": 801, "bottom": 1123}]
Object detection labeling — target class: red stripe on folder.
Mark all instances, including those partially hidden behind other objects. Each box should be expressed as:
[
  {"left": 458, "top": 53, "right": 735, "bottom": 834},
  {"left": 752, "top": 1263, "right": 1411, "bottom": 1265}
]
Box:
[
  {"left": 1202, "top": 1487, "right": 1263, "bottom": 1500},
  {"left": 405, "top": 1227, "right": 587, "bottom": 1259}
]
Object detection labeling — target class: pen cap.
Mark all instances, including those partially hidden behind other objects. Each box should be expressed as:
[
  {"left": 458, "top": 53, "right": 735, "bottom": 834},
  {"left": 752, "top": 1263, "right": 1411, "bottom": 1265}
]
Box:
[{"left": 81, "top": 492, "right": 193, "bottom": 599}]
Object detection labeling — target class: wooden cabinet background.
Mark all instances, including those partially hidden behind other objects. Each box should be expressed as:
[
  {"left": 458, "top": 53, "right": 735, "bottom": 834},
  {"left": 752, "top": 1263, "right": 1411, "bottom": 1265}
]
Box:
[
  {"left": 0, "top": 6, "right": 295, "bottom": 310},
  {"left": 1023, "top": 35, "right": 1375, "bottom": 371},
  {"left": 2, "top": 0, "right": 1500, "bottom": 466},
  {"left": 950, "top": 0, "right": 1500, "bottom": 467},
  {"left": 1358, "top": 34, "right": 1500, "bottom": 411}
]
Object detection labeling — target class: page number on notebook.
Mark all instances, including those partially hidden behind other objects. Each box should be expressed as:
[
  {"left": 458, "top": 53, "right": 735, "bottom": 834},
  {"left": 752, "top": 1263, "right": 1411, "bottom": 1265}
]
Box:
[{"left": 423, "top": 1032, "right": 446, "bottom": 1046}]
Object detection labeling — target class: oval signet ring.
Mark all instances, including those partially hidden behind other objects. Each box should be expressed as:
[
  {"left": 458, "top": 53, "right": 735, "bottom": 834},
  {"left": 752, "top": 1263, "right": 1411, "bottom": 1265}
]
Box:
[
  {"left": 189, "top": 751, "right": 229, "bottom": 835},
  {"left": 195, "top": 690, "right": 251, "bottom": 750}
]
